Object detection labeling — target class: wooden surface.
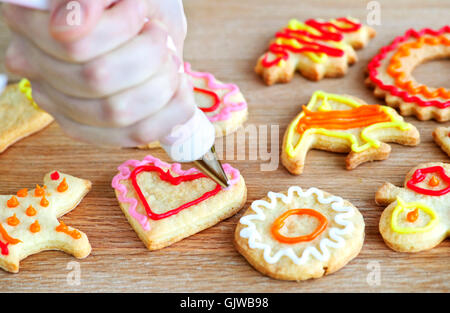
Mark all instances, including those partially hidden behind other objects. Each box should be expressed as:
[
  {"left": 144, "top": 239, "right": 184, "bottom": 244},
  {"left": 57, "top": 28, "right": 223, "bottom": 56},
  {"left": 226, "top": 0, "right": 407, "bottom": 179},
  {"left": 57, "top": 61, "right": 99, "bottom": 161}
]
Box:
[{"left": 0, "top": 0, "right": 449, "bottom": 292}]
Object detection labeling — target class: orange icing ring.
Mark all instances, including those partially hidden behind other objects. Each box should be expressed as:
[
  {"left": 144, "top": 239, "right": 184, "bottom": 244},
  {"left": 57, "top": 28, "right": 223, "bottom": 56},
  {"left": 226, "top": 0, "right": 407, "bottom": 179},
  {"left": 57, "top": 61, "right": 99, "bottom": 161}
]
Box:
[
  {"left": 271, "top": 208, "right": 328, "bottom": 244},
  {"left": 386, "top": 35, "right": 450, "bottom": 100}
]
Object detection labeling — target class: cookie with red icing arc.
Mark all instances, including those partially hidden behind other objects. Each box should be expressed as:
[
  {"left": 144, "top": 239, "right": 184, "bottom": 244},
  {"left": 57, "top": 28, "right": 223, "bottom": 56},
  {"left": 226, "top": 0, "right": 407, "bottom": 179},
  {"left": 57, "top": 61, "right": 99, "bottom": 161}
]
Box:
[{"left": 366, "top": 26, "right": 450, "bottom": 121}]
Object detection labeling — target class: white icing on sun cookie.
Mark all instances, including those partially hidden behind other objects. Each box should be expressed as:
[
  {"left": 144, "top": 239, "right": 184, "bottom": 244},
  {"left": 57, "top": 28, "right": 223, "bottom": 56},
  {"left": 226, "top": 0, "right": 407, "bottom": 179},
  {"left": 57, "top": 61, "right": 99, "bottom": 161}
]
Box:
[{"left": 239, "top": 187, "right": 355, "bottom": 265}]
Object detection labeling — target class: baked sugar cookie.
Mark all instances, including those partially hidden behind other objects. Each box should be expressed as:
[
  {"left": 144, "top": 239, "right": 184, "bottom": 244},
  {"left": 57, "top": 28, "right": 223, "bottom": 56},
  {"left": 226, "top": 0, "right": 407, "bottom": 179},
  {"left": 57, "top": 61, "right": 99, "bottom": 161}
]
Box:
[
  {"left": 282, "top": 91, "right": 420, "bottom": 174},
  {"left": 376, "top": 162, "right": 449, "bottom": 252},
  {"left": 140, "top": 63, "right": 248, "bottom": 149},
  {"left": 255, "top": 17, "right": 375, "bottom": 85},
  {"left": 366, "top": 26, "right": 450, "bottom": 121},
  {"left": 0, "top": 171, "right": 92, "bottom": 273},
  {"left": 433, "top": 127, "right": 450, "bottom": 157},
  {"left": 234, "top": 186, "right": 364, "bottom": 281},
  {"left": 112, "top": 155, "right": 247, "bottom": 250},
  {"left": 0, "top": 79, "right": 53, "bottom": 153}
]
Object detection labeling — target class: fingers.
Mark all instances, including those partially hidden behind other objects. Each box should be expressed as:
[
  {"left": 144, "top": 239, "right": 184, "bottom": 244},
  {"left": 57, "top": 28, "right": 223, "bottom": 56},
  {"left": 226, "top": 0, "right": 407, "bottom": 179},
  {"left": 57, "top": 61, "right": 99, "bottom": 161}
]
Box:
[
  {"left": 30, "top": 74, "right": 197, "bottom": 146},
  {"left": 30, "top": 59, "right": 180, "bottom": 127},
  {"left": 6, "top": 21, "right": 170, "bottom": 98},
  {"left": 3, "top": 0, "right": 149, "bottom": 62}
]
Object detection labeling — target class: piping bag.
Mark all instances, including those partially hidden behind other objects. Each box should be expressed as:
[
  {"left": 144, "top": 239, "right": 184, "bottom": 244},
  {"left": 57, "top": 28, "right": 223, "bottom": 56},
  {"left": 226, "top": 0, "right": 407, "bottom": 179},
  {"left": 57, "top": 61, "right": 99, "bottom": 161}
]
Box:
[{"left": 1, "top": 0, "right": 230, "bottom": 188}]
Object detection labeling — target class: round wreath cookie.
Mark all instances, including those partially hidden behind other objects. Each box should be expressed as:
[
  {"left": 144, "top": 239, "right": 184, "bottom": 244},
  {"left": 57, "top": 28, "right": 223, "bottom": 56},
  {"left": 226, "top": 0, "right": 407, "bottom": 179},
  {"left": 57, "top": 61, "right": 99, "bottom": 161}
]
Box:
[
  {"left": 433, "top": 127, "right": 450, "bottom": 157},
  {"left": 234, "top": 186, "right": 364, "bottom": 281},
  {"left": 376, "top": 162, "right": 449, "bottom": 252},
  {"left": 366, "top": 26, "right": 450, "bottom": 122},
  {"left": 140, "top": 63, "right": 248, "bottom": 149},
  {"left": 255, "top": 17, "right": 375, "bottom": 85}
]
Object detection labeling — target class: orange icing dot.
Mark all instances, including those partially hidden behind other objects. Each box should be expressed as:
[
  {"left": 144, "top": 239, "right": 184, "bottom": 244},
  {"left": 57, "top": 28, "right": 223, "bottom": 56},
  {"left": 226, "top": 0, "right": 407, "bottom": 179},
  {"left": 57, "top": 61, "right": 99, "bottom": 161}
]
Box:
[
  {"left": 29, "top": 220, "right": 40, "bottom": 233},
  {"left": 40, "top": 196, "right": 49, "bottom": 207},
  {"left": 17, "top": 188, "right": 28, "bottom": 197},
  {"left": 406, "top": 208, "right": 419, "bottom": 223},
  {"left": 56, "top": 221, "right": 81, "bottom": 240},
  {"left": 296, "top": 105, "right": 391, "bottom": 134},
  {"left": 26, "top": 205, "right": 37, "bottom": 217},
  {"left": 7, "top": 196, "right": 19, "bottom": 208},
  {"left": 6, "top": 214, "right": 20, "bottom": 226},
  {"left": 34, "top": 184, "right": 45, "bottom": 197},
  {"left": 57, "top": 178, "right": 68, "bottom": 192},
  {"left": 0, "top": 224, "right": 21, "bottom": 244},
  {"left": 428, "top": 176, "right": 440, "bottom": 187},
  {"left": 386, "top": 35, "right": 450, "bottom": 100}
]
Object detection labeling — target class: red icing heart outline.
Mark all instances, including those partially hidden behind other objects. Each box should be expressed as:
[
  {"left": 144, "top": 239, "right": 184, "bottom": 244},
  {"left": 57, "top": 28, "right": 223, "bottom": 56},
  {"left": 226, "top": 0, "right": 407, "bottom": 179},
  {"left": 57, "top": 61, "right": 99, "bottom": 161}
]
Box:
[
  {"left": 130, "top": 165, "right": 222, "bottom": 220},
  {"left": 194, "top": 87, "right": 220, "bottom": 113},
  {"left": 406, "top": 166, "right": 450, "bottom": 196}
]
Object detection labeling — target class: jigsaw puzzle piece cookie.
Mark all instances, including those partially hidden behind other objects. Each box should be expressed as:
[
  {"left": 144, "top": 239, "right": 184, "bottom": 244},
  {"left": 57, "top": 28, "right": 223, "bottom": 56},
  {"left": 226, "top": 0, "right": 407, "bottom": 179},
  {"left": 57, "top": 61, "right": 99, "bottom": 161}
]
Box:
[
  {"left": 234, "top": 186, "right": 364, "bottom": 281},
  {"left": 255, "top": 17, "right": 375, "bottom": 85},
  {"left": 112, "top": 155, "right": 247, "bottom": 250},
  {"left": 282, "top": 91, "right": 420, "bottom": 175},
  {"left": 0, "top": 79, "right": 53, "bottom": 153},
  {"left": 140, "top": 63, "right": 248, "bottom": 149},
  {"left": 366, "top": 26, "right": 450, "bottom": 121},
  {"left": 0, "top": 171, "right": 91, "bottom": 273},
  {"left": 375, "top": 162, "right": 449, "bottom": 252},
  {"left": 433, "top": 127, "right": 450, "bottom": 157}
]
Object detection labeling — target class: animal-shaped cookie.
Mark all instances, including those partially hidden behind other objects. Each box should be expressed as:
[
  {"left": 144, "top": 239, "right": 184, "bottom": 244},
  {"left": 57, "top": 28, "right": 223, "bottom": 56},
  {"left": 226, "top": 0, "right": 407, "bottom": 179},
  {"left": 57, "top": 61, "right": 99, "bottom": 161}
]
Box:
[
  {"left": 140, "top": 63, "right": 248, "bottom": 149},
  {"left": 234, "top": 186, "right": 364, "bottom": 281},
  {"left": 433, "top": 127, "right": 450, "bottom": 157},
  {"left": 375, "top": 162, "right": 449, "bottom": 252},
  {"left": 112, "top": 155, "right": 247, "bottom": 250},
  {"left": 282, "top": 91, "right": 420, "bottom": 174},
  {"left": 255, "top": 17, "right": 375, "bottom": 85},
  {"left": 367, "top": 26, "right": 450, "bottom": 121},
  {"left": 0, "top": 79, "right": 53, "bottom": 153},
  {"left": 0, "top": 171, "right": 91, "bottom": 273}
]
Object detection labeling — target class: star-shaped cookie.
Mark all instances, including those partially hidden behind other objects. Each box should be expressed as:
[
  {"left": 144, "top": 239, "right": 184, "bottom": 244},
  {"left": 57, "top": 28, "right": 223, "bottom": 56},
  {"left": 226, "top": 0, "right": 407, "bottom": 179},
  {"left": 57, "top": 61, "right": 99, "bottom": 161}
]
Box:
[
  {"left": 282, "top": 91, "right": 420, "bottom": 174},
  {"left": 0, "top": 79, "right": 53, "bottom": 154},
  {"left": 375, "top": 162, "right": 449, "bottom": 252},
  {"left": 0, "top": 171, "right": 91, "bottom": 273}
]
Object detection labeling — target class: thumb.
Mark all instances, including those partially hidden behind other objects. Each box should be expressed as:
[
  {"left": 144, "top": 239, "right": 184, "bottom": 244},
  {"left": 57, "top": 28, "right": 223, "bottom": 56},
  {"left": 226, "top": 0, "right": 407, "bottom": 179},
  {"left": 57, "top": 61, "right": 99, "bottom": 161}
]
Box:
[{"left": 49, "top": 0, "right": 115, "bottom": 42}]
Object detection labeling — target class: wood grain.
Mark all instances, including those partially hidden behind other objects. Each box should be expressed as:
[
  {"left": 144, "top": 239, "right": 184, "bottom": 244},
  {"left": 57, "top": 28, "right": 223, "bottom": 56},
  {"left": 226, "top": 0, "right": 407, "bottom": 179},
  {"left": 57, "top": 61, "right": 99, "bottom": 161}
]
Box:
[{"left": 0, "top": 0, "right": 448, "bottom": 292}]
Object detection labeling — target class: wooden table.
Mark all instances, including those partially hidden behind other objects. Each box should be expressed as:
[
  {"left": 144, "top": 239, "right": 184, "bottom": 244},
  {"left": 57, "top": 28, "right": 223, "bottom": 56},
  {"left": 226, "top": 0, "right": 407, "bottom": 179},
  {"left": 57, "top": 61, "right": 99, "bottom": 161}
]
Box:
[{"left": 0, "top": 0, "right": 448, "bottom": 292}]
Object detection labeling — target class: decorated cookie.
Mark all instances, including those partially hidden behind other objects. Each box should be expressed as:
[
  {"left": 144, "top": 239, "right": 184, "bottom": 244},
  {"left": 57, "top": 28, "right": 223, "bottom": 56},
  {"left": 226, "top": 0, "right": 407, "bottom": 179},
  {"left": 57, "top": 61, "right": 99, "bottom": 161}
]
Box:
[
  {"left": 0, "top": 171, "right": 91, "bottom": 273},
  {"left": 281, "top": 91, "right": 420, "bottom": 174},
  {"left": 366, "top": 26, "right": 450, "bottom": 121},
  {"left": 234, "top": 186, "right": 364, "bottom": 281},
  {"left": 0, "top": 79, "right": 53, "bottom": 154},
  {"left": 140, "top": 63, "right": 248, "bottom": 149},
  {"left": 112, "top": 155, "right": 247, "bottom": 250},
  {"left": 375, "top": 162, "right": 449, "bottom": 252},
  {"left": 433, "top": 127, "right": 450, "bottom": 157},
  {"left": 255, "top": 17, "right": 375, "bottom": 85}
]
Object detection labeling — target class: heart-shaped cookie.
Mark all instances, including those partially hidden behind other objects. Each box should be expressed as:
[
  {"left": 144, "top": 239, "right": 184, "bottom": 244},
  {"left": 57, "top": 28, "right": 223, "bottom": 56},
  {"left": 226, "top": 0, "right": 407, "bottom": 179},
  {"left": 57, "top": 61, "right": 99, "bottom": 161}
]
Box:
[{"left": 112, "top": 155, "right": 247, "bottom": 250}]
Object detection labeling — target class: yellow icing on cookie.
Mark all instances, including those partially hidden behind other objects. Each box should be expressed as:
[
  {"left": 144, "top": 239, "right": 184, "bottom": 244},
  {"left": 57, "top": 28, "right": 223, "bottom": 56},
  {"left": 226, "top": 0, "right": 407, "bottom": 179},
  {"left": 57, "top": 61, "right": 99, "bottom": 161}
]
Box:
[
  {"left": 18, "top": 79, "right": 39, "bottom": 110},
  {"left": 391, "top": 197, "right": 439, "bottom": 234}
]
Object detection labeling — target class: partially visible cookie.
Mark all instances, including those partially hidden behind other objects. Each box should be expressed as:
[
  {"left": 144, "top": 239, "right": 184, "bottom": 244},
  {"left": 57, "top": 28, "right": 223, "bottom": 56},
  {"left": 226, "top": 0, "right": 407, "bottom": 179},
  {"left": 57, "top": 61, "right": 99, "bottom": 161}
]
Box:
[
  {"left": 433, "top": 127, "right": 450, "bottom": 157},
  {"left": 366, "top": 26, "right": 450, "bottom": 121},
  {"left": 255, "top": 17, "right": 375, "bottom": 85},
  {"left": 234, "top": 186, "right": 364, "bottom": 281},
  {"left": 0, "top": 79, "right": 54, "bottom": 153},
  {"left": 281, "top": 90, "right": 420, "bottom": 175},
  {"left": 140, "top": 63, "right": 248, "bottom": 149},
  {"left": 112, "top": 155, "right": 247, "bottom": 250},
  {"left": 375, "top": 162, "right": 449, "bottom": 252},
  {"left": 0, "top": 171, "right": 92, "bottom": 273}
]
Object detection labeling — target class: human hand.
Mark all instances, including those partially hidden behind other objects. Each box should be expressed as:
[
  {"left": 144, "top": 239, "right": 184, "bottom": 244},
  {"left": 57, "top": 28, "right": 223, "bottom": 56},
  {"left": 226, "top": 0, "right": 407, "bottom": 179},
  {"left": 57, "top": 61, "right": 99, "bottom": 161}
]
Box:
[{"left": 2, "top": 0, "right": 201, "bottom": 147}]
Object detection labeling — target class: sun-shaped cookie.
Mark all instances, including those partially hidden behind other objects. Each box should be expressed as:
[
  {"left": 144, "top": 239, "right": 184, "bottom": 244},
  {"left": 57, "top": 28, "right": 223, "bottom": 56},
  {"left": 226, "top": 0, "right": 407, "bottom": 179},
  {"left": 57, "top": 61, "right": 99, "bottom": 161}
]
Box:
[
  {"left": 375, "top": 162, "right": 449, "bottom": 252},
  {"left": 281, "top": 91, "right": 420, "bottom": 174},
  {"left": 0, "top": 79, "right": 53, "bottom": 153},
  {"left": 433, "top": 127, "right": 450, "bottom": 157},
  {"left": 234, "top": 186, "right": 364, "bottom": 281},
  {"left": 255, "top": 17, "right": 375, "bottom": 85},
  {"left": 112, "top": 155, "right": 247, "bottom": 250},
  {"left": 140, "top": 63, "right": 248, "bottom": 149},
  {"left": 366, "top": 26, "right": 450, "bottom": 121},
  {"left": 0, "top": 171, "right": 91, "bottom": 273}
]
